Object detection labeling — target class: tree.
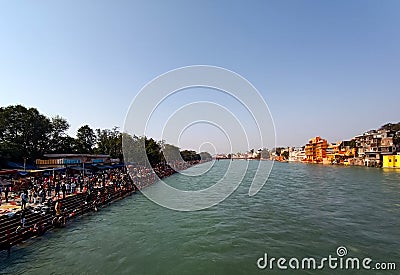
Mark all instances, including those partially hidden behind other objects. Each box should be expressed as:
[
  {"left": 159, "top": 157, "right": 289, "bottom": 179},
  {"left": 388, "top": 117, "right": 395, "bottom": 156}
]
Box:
[
  {"left": 95, "top": 127, "right": 122, "bottom": 159},
  {"left": 162, "top": 144, "right": 182, "bottom": 163},
  {"left": 75, "top": 125, "right": 96, "bottom": 153},
  {"left": 145, "top": 137, "right": 162, "bottom": 166},
  {"left": 281, "top": 151, "right": 289, "bottom": 160},
  {"left": 180, "top": 150, "right": 199, "bottom": 161},
  {"left": 349, "top": 140, "right": 357, "bottom": 149},
  {"left": 199, "top": 151, "right": 212, "bottom": 161},
  {"left": 122, "top": 133, "right": 145, "bottom": 164},
  {"left": 49, "top": 115, "right": 71, "bottom": 153},
  {"left": 260, "top": 148, "right": 270, "bottom": 159},
  {"left": 0, "top": 105, "right": 51, "bottom": 161}
]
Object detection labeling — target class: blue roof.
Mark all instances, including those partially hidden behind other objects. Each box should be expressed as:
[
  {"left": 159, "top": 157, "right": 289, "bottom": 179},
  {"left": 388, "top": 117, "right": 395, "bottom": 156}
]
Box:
[{"left": 7, "top": 161, "right": 37, "bottom": 170}]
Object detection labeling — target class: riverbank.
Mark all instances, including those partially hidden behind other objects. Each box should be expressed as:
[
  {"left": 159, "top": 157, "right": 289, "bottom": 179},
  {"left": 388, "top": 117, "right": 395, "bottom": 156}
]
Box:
[
  {"left": 0, "top": 161, "right": 207, "bottom": 256},
  {"left": 2, "top": 161, "right": 398, "bottom": 274}
]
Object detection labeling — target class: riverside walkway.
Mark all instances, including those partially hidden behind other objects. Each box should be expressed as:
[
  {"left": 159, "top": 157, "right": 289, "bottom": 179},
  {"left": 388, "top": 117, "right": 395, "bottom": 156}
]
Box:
[
  {"left": 0, "top": 179, "right": 135, "bottom": 255},
  {"left": 0, "top": 160, "right": 205, "bottom": 255}
]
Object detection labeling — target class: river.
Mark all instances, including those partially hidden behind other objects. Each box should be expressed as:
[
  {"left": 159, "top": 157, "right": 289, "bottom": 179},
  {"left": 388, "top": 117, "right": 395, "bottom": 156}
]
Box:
[{"left": 1, "top": 160, "right": 399, "bottom": 274}]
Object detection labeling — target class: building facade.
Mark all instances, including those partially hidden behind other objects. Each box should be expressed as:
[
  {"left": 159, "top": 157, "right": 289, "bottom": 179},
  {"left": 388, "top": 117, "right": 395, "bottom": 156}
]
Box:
[{"left": 305, "top": 136, "right": 328, "bottom": 163}]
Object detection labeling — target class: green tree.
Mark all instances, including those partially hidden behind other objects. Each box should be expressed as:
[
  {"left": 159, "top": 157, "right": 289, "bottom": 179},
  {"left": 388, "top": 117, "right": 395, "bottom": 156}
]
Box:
[
  {"left": 122, "top": 133, "right": 145, "bottom": 164},
  {"left": 260, "top": 148, "right": 270, "bottom": 159},
  {"left": 0, "top": 105, "right": 51, "bottom": 161},
  {"left": 75, "top": 125, "right": 96, "bottom": 153},
  {"left": 281, "top": 151, "right": 289, "bottom": 160},
  {"left": 199, "top": 151, "right": 212, "bottom": 160},
  {"left": 162, "top": 144, "right": 182, "bottom": 163},
  {"left": 49, "top": 115, "right": 71, "bottom": 153},
  {"left": 180, "top": 150, "right": 199, "bottom": 161},
  {"left": 95, "top": 127, "right": 122, "bottom": 159},
  {"left": 145, "top": 137, "right": 162, "bottom": 166}
]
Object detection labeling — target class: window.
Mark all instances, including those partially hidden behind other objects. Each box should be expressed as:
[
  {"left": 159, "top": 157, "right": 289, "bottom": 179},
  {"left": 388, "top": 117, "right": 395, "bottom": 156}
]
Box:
[{"left": 389, "top": 159, "right": 392, "bottom": 162}]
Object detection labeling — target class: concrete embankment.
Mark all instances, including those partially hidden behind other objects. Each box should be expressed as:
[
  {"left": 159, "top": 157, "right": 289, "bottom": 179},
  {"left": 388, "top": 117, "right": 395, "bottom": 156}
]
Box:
[{"left": 0, "top": 185, "right": 135, "bottom": 254}]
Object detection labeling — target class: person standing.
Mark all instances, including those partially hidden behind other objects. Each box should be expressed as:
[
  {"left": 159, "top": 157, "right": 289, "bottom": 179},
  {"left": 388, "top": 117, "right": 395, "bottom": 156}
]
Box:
[
  {"left": 61, "top": 182, "right": 66, "bottom": 199},
  {"left": 21, "top": 191, "right": 28, "bottom": 209},
  {"left": 55, "top": 182, "right": 60, "bottom": 198},
  {"left": 20, "top": 210, "right": 26, "bottom": 228},
  {"left": 33, "top": 189, "right": 38, "bottom": 204},
  {"left": 66, "top": 182, "right": 71, "bottom": 195},
  {"left": 47, "top": 182, "right": 52, "bottom": 198},
  {"left": 28, "top": 188, "right": 33, "bottom": 203},
  {"left": 39, "top": 188, "right": 46, "bottom": 204},
  {"left": 71, "top": 181, "right": 76, "bottom": 194},
  {"left": 5, "top": 186, "right": 9, "bottom": 203}
]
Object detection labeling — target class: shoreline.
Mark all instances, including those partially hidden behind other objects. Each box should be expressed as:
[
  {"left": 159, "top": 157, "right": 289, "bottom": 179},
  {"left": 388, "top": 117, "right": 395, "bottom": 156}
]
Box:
[{"left": 0, "top": 160, "right": 208, "bottom": 256}]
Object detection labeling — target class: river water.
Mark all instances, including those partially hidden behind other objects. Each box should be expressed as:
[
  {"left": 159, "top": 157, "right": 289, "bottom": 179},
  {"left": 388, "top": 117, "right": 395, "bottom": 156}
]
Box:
[{"left": 1, "top": 160, "right": 399, "bottom": 274}]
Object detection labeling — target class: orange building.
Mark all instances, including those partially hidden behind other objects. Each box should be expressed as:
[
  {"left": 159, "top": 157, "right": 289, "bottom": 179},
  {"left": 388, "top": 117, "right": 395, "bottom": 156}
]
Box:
[{"left": 305, "top": 136, "right": 328, "bottom": 163}]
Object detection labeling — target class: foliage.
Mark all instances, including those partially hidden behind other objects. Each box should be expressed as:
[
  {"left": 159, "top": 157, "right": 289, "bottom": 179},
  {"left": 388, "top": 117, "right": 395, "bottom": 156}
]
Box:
[
  {"left": 75, "top": 125, "right": 96, "bottom": 153},
  {"left": 379, "top": 122, "right": 400, "bottom": 132},
  {"left": 48, "top": 115, "right": 72, "bottom": 153},
  {"left": 199, "top": 151, "right": 212, "bottom": 160},
  {"left": 0, "top": 104, "right": 213, "bottom": 166},
  {"left": 95, "top": 127, "right": 122, "bottom": 159},
  {"left": 260, "top": 148, "right": 270, "bottom": 159},
  {"left": 181, "top": 150, "right": 200, "bottom": 161},
  {"left": 162, "top": 144, "right": 182, "bottom": 163},
  {"left": 281, "top": 151, "right": 289, "bottom": 160},
  {"left": 145, "top": 137, "right": 162, "bottom": 166},
  {"left": 0, "top": 105, "right": 51, "bottom": 161}
]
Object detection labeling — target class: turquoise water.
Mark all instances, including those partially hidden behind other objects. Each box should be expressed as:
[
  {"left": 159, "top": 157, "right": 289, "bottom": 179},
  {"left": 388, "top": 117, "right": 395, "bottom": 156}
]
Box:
[{"left": 1, "top": 161, "right": 399, "bottom": 274}]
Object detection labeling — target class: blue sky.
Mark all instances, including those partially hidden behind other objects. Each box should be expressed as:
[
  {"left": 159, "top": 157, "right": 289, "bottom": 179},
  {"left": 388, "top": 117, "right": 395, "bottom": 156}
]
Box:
[{"left": 1, "top": 0, "right": 399, "bottom": 152}]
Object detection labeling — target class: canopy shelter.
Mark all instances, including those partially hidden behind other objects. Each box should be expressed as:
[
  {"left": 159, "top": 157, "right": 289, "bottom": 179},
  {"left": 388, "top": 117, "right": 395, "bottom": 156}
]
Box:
[
  {"left": 0, "top": 169, "right": 18, "bottom": 175},
  {"left": 97, "top": 165, "right": 114, "bottom": 170},
  {"left": 7, "top": 161, "right": 37, "bottom": 170},
  {"left": 68, "top": 166, "right": 92, "bottom": 173}
]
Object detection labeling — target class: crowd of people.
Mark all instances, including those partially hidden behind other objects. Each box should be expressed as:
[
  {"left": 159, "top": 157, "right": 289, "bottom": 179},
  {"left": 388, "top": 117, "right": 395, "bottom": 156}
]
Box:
[
  {"left": 0, "top": 160, "right": 206, "bottom": 211},
  {"left": 128, "top": 160, "right": 205, "bottom": 189},
  {"left": 1, "top": 160, "right": 211, "bottom": 255}
]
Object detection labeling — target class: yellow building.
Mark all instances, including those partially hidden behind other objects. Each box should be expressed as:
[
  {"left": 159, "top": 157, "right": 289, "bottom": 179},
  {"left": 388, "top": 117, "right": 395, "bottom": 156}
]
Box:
[
  {"left": 382, "top": 155, "right": 400, "bottom": 168},
  {"left": 305, "top": 136, "right": 328, "bottom": 163}
]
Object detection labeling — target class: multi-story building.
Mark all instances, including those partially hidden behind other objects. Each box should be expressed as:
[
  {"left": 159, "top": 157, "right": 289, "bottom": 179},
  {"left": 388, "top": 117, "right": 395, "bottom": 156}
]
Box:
[
  {"left": 305, "top": 136, "right": 327, "bottom": 163},
  {"left": 288, "top": 147, "right": 306, "bottom": 162},
  {"left": 352, "top": 129, "right": 397, "bottom": 167}
]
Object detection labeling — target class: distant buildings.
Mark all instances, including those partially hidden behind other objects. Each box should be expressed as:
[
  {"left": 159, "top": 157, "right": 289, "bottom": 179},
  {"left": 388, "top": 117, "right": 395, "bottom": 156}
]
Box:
[
  {"left": 215, "top": 125, "right": 400, "bottom": 168},
  {"left": 297, "top": 127, "right": 399, "bottom": 168},
  {"left": 288, "top": 147, "right": 306, "bottom": 162},
  {"left": 305, "top": 136, "right": 328, "bottom": 163}
]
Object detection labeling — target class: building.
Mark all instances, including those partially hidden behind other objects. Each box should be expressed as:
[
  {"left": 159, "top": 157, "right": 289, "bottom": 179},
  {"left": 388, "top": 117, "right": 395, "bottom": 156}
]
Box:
[
  {"left": 352, "top": 129, "right": 397, "bottom": 167},
  {"left": 305, "top": 136, "right": 328, "bottom": 163},
  {"left": 36, "top": 154, "right": 112, "bottom": 169},
  {"left": 288, "top": 147, "right": 306, "bottom": 162},
  {"left": 382, "top": 154, "right": 400, "bottom": 168}
]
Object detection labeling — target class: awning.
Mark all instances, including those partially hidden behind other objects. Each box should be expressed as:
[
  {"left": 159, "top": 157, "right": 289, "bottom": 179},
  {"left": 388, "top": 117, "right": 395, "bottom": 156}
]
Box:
[
  {"left": 97, "top": 165, "right": 114, "bottom": 170},
  {"left": 68, "top": 166, "right": 91, "bottom": 172},
  {"left": 7, "top": 161, "right": 37, "bottom": 170},
  {"left": 0, "top": 169, "right": 18, "bottom": 175}
]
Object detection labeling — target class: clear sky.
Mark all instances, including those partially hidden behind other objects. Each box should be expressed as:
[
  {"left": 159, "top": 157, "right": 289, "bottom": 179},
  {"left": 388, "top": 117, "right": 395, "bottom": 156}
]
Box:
[{"left": 1, "top": 0, "right": 399, "bottom": 153}]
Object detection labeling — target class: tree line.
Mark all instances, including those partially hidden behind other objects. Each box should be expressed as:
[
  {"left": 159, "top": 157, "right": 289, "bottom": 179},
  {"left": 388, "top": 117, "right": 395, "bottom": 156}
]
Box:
[{"left": 0, "top": 105, "right": 211, "bottom": 166}]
